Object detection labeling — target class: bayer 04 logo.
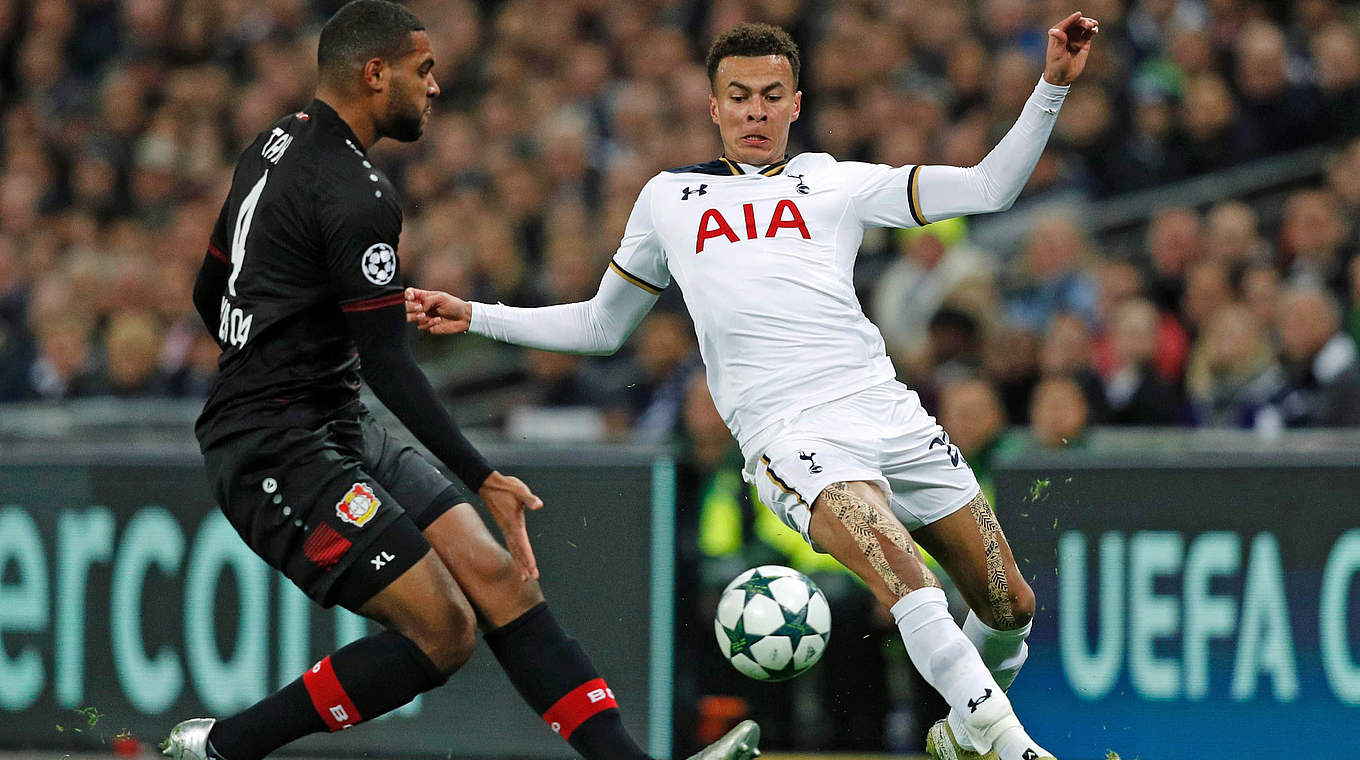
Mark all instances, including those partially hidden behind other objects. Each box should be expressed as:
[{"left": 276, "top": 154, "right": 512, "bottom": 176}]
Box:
[{"left": 714, "top": 565, "right": 831, "bottom": 681}]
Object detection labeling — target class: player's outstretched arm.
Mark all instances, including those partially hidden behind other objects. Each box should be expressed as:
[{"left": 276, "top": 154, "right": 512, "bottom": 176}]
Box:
[
  {"left": 349, "top": 302, "right": 544, "bottom": 579},
  {"left": 910, "top": 12, "right": 1097, "bottom": 224},
  {"left": 405, "top": 267, "right": 658, "bottom": 355}
]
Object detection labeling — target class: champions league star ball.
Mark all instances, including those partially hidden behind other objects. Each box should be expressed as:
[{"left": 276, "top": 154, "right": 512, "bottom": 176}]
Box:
[{"left": 714, "top": 565, "right": 831, "bottom": 681}]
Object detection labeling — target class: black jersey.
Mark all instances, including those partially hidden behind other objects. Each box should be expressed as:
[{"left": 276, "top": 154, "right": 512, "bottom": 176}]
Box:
[{"left": 196, "top": 100, "right": 406, "bottom": 448}]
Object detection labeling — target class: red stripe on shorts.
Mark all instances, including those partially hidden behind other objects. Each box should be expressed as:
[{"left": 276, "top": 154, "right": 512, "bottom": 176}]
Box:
[
  {"left": 541, "top": 678, "right": 618, "bottom": 740},
  {"left": 207, "top": 244, "right": 228, "bottom": 262},
  {"left": 303, "top": 655, "right": 362, "bottom": 731}
]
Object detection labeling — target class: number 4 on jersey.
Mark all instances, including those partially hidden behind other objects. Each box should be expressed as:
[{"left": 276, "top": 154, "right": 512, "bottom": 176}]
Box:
[{"left": 220, "top": 171, "right": 267, "bottom": 347}]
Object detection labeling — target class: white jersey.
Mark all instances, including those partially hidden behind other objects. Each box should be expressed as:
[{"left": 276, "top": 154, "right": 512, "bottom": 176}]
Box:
[
  {"left": 469, "top": 78, "right": 1068, "bottom": 451},
  {"left": 611, "top": 154, "right": 926, "bottom": 447}
]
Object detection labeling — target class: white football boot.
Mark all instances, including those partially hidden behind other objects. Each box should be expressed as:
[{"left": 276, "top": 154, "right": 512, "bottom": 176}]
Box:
[
  {"left": 161, "top": 718, "right": 216, "bottom": 760},
  {"left": 687, "top": 719, "right": 761, "bottom": 760}
]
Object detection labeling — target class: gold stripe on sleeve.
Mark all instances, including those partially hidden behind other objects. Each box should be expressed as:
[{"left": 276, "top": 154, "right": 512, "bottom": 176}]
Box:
[
  {"left": 907, "top": 164, "right": 929, "bottom": 227},
  {"left": 608, "top": 260, "right": 664, "bottom": 295}
]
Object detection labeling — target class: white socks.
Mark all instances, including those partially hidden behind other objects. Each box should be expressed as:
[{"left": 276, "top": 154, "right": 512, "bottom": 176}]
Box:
[
  {"left": 947, "top": 610, "right": 1033, "bottom": 751},
  {"left": 892, "top": 588, "right": 1048, "bottom": 760},
  {"left": 964, "top": 610, "right": 1031, "bottom": 690}
]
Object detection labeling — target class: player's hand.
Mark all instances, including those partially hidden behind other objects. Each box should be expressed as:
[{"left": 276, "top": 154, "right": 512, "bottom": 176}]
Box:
[
  {"left": 405, "top": 287, "right": 472, "bottom": 334},
  {"left": 1043, "top": 12, "right": 1099, "bottom": 86},
  {"left": 478, "top": 471, "right": 545, "bottom": 581}
]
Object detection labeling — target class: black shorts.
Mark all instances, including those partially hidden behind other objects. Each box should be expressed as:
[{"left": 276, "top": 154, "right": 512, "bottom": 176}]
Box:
[{"left": 202, "top": 410, "right": 474, "bottom": 610}]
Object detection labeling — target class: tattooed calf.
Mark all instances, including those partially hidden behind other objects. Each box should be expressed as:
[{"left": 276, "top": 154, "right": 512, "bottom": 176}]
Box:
[{"left": 968, "top": 492, "right": 1016, "bottom": 629}]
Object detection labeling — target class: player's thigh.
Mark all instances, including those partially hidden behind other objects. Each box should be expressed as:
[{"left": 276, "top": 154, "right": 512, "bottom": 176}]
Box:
[
  {"left": 358, "top": 412, "right": 474, "bottom": 531},
  {"left": 422, "top": 502, "right": 544, "bottom": 628},
  {"left": 749, "top": 434, "right": 886, "bottom": 547},
  {"left": 806, "top": 480, "right": 937, "bottom": 609},
  {"left": 354, "top": 546, "right": 477, "bottom": 673},
  {"left": 911, "top": 493, "right": 1034, "bottom": 630}
]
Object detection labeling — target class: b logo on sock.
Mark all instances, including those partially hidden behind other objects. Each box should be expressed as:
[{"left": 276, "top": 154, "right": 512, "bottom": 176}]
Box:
[{"left": 1022, "top": 750, "right": 1039, "bottom": 760}]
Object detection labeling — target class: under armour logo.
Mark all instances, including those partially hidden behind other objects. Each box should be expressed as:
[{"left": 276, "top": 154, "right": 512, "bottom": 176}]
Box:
[
  {"left": 681, "top": 184, "right": 707, "bottom": 200},
  {"left": 1022, "top": 750, "right": 1039, "bottom": 760},
  {"left": 967, "top": 688, "right": 993, "bottom": 713},
  {"left": 371, "top": 551, "right": 395, "bottom": 570},
  {"left": 798, "top": 450, "right": 823, "bottom": 474},
  {"left": 788, "top": 173, "right": 810, "bottom": 194},
  {"left": 929, "top": 432, "right": 962, "bottom": 467}
]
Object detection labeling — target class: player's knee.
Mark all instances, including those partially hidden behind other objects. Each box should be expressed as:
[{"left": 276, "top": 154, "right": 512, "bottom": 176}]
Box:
[
  {"left": 401, "top": 592, "right": 477, "bottom": 675},
  {"left": 1009, "top": 578, "right": 1035, "bottom": 629},
  {"left": 467, "top": 540, "right": 519, "bottom": 590}
]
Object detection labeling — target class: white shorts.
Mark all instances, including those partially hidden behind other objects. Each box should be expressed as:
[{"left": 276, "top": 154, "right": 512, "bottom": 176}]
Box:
[{"left": 741, "top": 380, "right": 980, "bottom": 548}]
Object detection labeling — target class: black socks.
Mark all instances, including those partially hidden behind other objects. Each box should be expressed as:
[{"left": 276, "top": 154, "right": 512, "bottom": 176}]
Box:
[{"left": 485, "top": 603, "right": 651, "bottom": 760}]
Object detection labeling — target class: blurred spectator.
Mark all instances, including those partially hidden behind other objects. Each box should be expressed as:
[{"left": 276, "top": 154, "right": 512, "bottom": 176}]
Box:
[
  {"left": 1241, "top": 261, "right": 1283, "bottom": 335},
  {"left": 1038, "top": 311, "right": 1109, "bottom": 421},
  {"left": 1274, "top": 285, "right": 1360, "bottom": 426},
  {"left": 1003, "top": 212, "right": 1100, "bottom": 332},
  {"left": 1143, "top": 206, "right": 1203, "bottom": 314},
  {"left": 1102, "top": 297, "right": 1184, "bottom": 424},
  {"left": 1233, "top": 20, "right": 1322, "bottom": 152},
  {"left": 870, "top": 217, "right": 995, "bottom": 365},
  {"left": 1028, "top": 375, "right": 1092, "bottom": 448},
  {"left": 1112, "top": 78, "right": 1189, "bottom": 192},
  {"left": 1185, "top": 302, "right": 1287, "bottom": 430},
  {"left": 1311, "top": 22, "right": 1360, "bottom": 140},
  {"left": 982, "top": 323, "right": 1040, "bottom": 425},
  {"left": 1204, "top": 200, "right": 1270, "bottom": 271},
  {"left": 609, "top": 310, "right": 701, "bottom": 443},
  {"left": 1278, "top": 189, "right": 1352, "bottom": 293},
  {"left": 1181, "top": 259, "right": 1235, "bottom": 338},
  {"left": 103, "top": 310, "right": 167, "bottom": 397},
  {"left": 1179, "top": 72, "right": 1264, "bottom": 174},
  {"left": 938, "top": 377, "right": 1009, "bottom": 499}
]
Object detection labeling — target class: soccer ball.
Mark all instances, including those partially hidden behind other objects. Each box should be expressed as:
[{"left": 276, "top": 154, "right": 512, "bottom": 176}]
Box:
[{"left": 714, "top": 565, "right": 831, "bottom": 681}]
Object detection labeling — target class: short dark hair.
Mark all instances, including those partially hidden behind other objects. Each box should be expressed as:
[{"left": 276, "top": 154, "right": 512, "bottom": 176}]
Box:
[
  {"left": 318, "top": 0, "right": 425, "bottom": 86},
  {"left": 705, "top": 23, "right": 800, "bottom": 87}
]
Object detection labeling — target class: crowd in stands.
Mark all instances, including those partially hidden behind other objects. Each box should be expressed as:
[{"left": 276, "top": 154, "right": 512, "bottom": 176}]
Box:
[
  {"left": 1, "top": 0, "right": 1358, "bottom": 437},
  {"left": 3, "top": 0, "right": 1360, "bottom": 752}
]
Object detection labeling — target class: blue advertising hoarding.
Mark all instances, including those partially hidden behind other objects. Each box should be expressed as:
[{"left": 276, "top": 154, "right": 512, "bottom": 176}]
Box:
[{"left": 996, "top": 451, "right": 1360, "bottom": 758}]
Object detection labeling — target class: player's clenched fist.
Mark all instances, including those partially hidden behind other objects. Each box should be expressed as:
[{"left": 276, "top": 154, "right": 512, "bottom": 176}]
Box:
[{"left": 405, "top": 287, "right": 472, "bottom": 334}]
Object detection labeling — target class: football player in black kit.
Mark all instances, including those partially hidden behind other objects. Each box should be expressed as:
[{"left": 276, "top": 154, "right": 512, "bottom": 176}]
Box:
[{"left": 161, "top": 2, "right": 759, "bottom": 759}]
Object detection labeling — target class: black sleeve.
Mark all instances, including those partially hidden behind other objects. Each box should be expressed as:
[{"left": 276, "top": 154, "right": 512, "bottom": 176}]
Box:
[
  {"left": 317, "top": 177, "right": 404, "bottom": 309},
  {"left": 344, "top": 303, "right": 494, "bottom": 490},
  {"left": 193, "top": 197, "right": 234, "bottom": 342}
]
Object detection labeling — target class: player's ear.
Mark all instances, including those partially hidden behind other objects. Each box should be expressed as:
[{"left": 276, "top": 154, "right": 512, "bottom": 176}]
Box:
[
  {"left": 361, "top": 58, "right": 386, "bottom": 93},
  {"left": 709, "top": 93, "right": 719, "bottom": 125},
  {"left": 790, "top": 90, "right": 802, "bottom": 123}
]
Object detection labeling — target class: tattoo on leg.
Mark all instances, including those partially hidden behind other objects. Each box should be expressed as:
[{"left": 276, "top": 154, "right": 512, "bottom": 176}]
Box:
[
  {"left": 969, "top": 492, "right": 1015, "bottom": 628},
  {"left": 821, "top": 482, "right": 939, "bottom": 597}
]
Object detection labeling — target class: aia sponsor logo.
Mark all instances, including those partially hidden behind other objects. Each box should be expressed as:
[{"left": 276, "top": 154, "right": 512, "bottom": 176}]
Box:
[
  {"left": 695, "top": 200, "right": 810, "bottom": 253},
  {"left": 336, "top": 482, "right": 381, "bottom": 527}
]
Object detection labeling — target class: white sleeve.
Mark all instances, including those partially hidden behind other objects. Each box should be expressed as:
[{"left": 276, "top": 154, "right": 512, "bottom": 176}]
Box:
[
  {"left": 916, "top": 78, "right": 1069, "bottom": 222},
  {"left": 466, "top": 181, "right": 666, "bottom": 355},
  {"left": 468, "top": 267, "right": 659, "bottom": 355}
]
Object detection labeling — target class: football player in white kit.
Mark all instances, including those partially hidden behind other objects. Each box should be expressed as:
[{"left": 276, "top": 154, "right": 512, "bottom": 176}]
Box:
[{"left": 408, "top": 13, "right": 1098, "bottom": 760}]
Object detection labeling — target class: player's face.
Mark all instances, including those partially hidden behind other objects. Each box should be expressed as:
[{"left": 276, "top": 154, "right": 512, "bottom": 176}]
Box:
[
  {"left": 709, "top": 55, "right": 801, "bottom": 166},
  {"left": 382, "top": 30, "right": 440, "bottom": 142}
]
